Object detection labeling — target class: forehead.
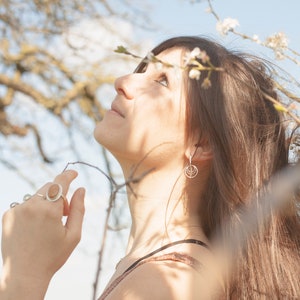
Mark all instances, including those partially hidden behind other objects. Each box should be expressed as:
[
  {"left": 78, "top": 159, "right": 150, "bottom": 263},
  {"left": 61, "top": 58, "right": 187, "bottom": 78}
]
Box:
[
  {"left": 155, "top": 47, "right": 186, "bottom": 66},
  {"left": 147, "top": 48, "right": 187, "bottom": 86},
  {"left": 135, "top": 47, "right": 187, "bottom": 75}
]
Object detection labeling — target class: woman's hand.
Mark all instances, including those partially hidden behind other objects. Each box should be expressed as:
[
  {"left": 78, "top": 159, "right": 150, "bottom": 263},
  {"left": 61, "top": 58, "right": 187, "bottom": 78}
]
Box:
[{"left": 0, "top": 170, "right": 85, "bottom": 299}]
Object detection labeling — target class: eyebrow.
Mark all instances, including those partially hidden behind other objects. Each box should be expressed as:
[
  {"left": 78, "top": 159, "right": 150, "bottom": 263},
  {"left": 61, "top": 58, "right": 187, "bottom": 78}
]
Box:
[{"left": 134, "top": 58, "right": 148, "bottom": 73}]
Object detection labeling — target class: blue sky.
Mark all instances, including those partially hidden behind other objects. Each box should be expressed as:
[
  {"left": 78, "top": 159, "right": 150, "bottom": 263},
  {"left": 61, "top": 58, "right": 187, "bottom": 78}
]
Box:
[
  {"left": 147, "top": 0, "right": 299, "bottom": 44},
  {"left": 143, "top": 0, "right": 300, "bottom": 75},
  {"left": 1, "top": 1, "right": 299, "bottom": 299}
]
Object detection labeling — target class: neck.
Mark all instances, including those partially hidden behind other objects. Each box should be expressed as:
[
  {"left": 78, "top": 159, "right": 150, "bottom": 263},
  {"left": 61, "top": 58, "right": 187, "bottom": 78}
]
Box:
[{"left": 121, "top": 161, "right": 208, "bottom": 258}]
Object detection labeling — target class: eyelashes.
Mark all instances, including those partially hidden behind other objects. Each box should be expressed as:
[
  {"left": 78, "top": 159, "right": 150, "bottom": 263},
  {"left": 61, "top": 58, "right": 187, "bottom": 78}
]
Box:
[{"left": 155, "top": 74, "right": 169, "bottom": 87}]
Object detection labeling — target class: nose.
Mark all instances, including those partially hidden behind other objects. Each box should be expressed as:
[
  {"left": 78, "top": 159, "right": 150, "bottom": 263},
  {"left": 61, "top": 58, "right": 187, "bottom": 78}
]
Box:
[{"left": 114, "top": 74, "right": 138, "bottom": 100}]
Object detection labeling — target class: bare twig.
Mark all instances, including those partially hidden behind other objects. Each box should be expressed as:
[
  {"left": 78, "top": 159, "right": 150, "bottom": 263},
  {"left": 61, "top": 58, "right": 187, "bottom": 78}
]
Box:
[
  {"left": 62, "top": 158, "right": 154, "bottom": 299},
  {"left": 62, "top": 161, "right": 116, "bottom": 186}
]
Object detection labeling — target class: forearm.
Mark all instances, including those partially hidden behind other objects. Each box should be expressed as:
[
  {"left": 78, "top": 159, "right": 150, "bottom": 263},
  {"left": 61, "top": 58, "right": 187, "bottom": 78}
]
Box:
[{"left": 0, "top": 270, "right": 50, "bottom": 300}]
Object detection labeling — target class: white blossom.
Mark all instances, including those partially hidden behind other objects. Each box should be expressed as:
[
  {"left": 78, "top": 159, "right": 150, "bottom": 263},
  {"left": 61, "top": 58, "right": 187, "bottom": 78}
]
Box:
[
  {"left": 190, "top": 47, "right": 201, "bottom": 59},
  {"left": 265, "top": 32, "right": 288, "bottom": 60},
  {"left": 184, "top": 47, "right": 210, "bottom": 67},
  {"left": 265, "top": 32, "right": 288, "bottom": 50},
  {"left": 252, "top": 34, "right": 261, "bottom": 44},
  {"left": 216, "top": 18, "right": 239, "bottom": 36},
  {"left": 189, "top": 68, "right": 201, "bottom": 80},
  {"left": 201, "top": 77, "right": 212, "bottom": 89},
  {"left": 184, "top": 47, "right": 200, "bottom": 66},
  {"left": 198, "top": 50, "right": 209, "bottom": 63},
  {"left": 274, "top": 51, "right": 285, "bottom": 60}
]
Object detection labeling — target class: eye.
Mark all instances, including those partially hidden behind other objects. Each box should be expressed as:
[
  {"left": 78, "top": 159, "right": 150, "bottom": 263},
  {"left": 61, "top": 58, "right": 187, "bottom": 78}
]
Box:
[{"left": 155, "top": 74, "right": 169, "bottom": 87}]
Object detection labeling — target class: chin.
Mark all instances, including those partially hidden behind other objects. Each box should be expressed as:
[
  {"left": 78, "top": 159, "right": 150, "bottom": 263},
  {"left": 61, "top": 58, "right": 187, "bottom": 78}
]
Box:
[
  {"left": 93, "top": 121, "right": 113, "bottom": 148},
  {"left": 93, "top": 122, "right": 103, "bottom": 144},
  {"left": 93, "top": 122, "right": 122, "bottom": 156}
]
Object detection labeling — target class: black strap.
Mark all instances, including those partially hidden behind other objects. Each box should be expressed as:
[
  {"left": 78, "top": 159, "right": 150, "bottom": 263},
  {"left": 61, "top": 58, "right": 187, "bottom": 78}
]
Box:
[{"left": 123, "top": 239, "right": 209, "bottom": 274}]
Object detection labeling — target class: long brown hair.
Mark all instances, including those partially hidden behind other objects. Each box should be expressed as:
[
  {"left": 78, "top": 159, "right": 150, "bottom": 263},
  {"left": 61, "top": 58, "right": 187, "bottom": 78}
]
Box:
[{"left": 148, "top": 36, "right": 300, "bottom": 299}]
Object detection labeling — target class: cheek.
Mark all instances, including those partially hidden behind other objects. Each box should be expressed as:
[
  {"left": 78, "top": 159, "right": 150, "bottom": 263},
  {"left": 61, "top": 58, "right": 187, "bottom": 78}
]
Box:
[
  {"left": 132, "top": 106, "right": 186, "bottom": 148},
  {"left": 93, "top": 94, "right": 187, "bottom": 159}
]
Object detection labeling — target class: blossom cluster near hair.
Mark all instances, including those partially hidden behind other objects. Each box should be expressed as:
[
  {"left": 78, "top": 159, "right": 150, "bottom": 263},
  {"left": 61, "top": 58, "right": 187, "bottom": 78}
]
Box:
[
  {"left": 115, "top": 0, "right": 299, "bottom": 127},
  {"left": 114, "top": 45, "right": 222, "bottom": 90}
]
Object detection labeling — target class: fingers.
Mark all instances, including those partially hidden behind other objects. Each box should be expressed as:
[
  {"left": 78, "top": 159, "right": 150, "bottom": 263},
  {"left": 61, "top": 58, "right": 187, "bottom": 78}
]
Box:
[
  {"left": 63, "top": 197, "right": 70, "bottom": 216},
  {"left": 31, "top": 170, "right": 78, "bottom": 216},
  {"left": 65, "top": 188, "right": 85, "bottom": 244},
  {"left": 16, "top": 170, "right": 80, "bottom": 218},
  {"left": 53, "top": 170, "right": 78, "bottom": 216},
  {"left": 6, "top": 169, "right": 82, "bottom": 220},
  {"left": 53, "top": 170, "right": 78, "bottom": 194}
]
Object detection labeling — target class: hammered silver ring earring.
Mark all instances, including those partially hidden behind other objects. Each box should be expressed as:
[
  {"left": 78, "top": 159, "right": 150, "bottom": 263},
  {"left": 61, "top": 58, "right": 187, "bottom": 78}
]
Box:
[{"left": 184, "top": 154, "right": 198, "bottom": 178}]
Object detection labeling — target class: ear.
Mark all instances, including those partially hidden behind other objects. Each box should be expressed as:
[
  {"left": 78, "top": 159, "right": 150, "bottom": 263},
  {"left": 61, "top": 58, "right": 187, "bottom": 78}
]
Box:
[{"left": 185, "top": 141, "right": 213, "bottom": 163}]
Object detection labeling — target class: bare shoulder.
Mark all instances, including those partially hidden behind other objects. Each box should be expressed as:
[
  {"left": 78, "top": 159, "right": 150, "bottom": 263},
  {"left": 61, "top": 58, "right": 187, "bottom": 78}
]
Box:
[{"left": 105, "top": 258, "right": 213, "bottom": 300}]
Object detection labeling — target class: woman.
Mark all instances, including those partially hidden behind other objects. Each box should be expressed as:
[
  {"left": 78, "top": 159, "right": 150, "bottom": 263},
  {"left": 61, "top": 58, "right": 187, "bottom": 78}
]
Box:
[{"left": 1, "top": 36, "right": 299, "bottom": 299}]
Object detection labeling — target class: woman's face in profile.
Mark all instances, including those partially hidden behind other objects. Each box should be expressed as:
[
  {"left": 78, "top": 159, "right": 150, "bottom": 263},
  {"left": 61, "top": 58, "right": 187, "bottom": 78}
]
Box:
[{"left": 94, "top": 48, "right": 189, "bottom": 165}]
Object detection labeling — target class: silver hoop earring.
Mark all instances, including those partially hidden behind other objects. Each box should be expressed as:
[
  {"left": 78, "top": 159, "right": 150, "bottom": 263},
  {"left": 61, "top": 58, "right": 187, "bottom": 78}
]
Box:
[{"left": 184, "top": 155, "right": 198, "bottom": 178}]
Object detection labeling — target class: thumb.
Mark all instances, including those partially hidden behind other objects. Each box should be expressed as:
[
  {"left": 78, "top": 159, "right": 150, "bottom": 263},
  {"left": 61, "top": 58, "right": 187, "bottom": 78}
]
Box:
[{"left": 65, "top": 188, "right": 85, "bottom": 243}]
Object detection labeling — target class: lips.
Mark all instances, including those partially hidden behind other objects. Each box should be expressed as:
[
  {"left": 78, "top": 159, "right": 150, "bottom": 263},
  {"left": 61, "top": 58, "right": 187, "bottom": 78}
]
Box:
[{"left": 110, "top": 102, "right": 125, "bottom": 118}]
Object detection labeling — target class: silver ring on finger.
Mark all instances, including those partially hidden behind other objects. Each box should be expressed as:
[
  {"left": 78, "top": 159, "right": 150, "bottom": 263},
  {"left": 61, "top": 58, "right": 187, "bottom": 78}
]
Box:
[
  {"left": 23, "top": 194, "right": 32, "bottom": 201},
  {"left": 46, "top": 183, "right": 65, "bottom": 202},
  {"left": 10, "top": 202, "right": 20, "bottom": 208},
  {"left": 23, "top": 193, "right": 45, "bottom": 202}
]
